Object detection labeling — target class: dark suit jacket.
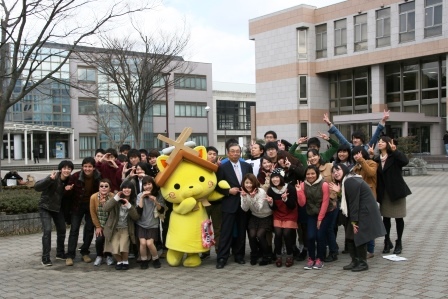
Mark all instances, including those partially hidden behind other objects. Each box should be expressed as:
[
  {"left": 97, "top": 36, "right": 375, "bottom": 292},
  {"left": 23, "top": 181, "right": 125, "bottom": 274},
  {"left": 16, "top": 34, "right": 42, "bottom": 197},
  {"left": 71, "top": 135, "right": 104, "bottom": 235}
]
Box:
[{"left": 216, "top": 160, "right": 253, "bottom": 213}]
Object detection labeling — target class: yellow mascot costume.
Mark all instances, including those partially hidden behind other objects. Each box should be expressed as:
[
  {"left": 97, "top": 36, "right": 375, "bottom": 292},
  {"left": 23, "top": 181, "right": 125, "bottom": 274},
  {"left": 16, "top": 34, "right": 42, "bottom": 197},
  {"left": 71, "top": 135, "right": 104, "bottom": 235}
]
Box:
[{"left": 155, "top": 128, "right": 229, "bottom": 267}]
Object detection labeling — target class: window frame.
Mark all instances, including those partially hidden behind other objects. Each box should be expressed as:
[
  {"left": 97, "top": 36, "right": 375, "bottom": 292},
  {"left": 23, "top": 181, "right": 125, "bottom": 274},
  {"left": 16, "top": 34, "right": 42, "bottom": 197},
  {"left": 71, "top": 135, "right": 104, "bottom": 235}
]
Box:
[
  {"left": 376, "top": 8, "right": 391, "bottom": 48},
  {"left": 399, "top": 2, "right": 415, "bottom": 43},
  {"left": 424, "top": 0, "right": 443, "bottom": 38},
  {"left": 315, "top": 24, "right": 327, "bottom": 59},
  {"left": 334, "top": 19, "right": 347, "bottom": 55},
  {"left": 297, "top": 29, "right": 307, "bottom": 60},
  {"left": 354, "top": 14, "right": 368, "bottom": 52}
]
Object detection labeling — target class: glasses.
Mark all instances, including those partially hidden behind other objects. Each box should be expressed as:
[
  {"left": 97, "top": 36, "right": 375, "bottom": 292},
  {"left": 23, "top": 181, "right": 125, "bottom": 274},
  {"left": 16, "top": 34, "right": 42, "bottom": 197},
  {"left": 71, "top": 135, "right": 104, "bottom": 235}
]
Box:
[
  {"left": 229, "top": 150, "right": 241, "bottom": 154},
  {"left": 99, "top": 185, "right": 109, "bottom": 188}
]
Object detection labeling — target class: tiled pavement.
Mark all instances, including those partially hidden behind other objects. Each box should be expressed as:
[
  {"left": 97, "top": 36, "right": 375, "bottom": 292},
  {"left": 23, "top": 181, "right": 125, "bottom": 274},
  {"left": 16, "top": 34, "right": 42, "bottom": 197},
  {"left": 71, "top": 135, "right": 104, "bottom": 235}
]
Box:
[{"left": 1, "top": 171, "right": 447, "bottom": 298}]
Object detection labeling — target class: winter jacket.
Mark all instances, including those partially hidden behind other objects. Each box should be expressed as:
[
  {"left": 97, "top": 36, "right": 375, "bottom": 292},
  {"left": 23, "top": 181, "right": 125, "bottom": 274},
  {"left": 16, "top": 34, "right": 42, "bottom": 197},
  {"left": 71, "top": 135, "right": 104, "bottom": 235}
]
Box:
[{"left": 35, "top": 173, "right": 70, "bottom": 213}]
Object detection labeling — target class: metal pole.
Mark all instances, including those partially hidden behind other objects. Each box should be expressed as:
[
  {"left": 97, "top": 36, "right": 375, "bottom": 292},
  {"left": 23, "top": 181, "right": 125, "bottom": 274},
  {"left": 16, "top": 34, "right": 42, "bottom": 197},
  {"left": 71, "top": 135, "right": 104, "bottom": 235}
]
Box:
[{"left": 165, "top": 77, "right": 169, "bottom": 139}]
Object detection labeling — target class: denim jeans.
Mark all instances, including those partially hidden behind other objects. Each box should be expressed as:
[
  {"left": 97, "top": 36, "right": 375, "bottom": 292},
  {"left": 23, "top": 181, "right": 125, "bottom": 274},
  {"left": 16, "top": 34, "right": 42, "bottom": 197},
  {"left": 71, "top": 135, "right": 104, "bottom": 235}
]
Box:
[
  {"left": 445, "top": 144, "right": 448, "bottom": 156},
  {"left": 367, "top": 239, "right": 375, "bottom": 253},
  {"left": 307, "top": 213, "right": 332, "bottom": 260},
  {"left": 325, "top": 208, "right": 339, "bottom": 254},
  {"left": 67, "top": 202, "right": 94, "bottom": 258},
  {"left": 39, "top": 208, "right": 66, "bottom": 258}
]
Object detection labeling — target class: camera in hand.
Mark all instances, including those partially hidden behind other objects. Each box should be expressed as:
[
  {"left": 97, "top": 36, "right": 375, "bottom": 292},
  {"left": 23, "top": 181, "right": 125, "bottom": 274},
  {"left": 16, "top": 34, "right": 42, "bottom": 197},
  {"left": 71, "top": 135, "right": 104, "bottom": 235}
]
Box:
[{"left": 118, "top": 198, "right": 126, "bottom": 205}]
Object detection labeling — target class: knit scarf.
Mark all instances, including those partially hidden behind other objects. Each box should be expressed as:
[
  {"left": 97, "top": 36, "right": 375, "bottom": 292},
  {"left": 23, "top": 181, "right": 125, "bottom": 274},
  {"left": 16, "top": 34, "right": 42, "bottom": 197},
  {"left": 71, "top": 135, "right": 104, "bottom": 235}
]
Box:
[{"left": 380, "top": 153, "right": 388, "bottom": 169}]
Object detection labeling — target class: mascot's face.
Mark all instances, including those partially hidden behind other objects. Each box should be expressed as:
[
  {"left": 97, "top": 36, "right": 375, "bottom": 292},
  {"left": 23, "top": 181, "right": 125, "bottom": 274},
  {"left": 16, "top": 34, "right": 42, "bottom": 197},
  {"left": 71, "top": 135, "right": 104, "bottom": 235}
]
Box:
[{"left": 160, "top": 160, "right": 217, "bottom": 204}]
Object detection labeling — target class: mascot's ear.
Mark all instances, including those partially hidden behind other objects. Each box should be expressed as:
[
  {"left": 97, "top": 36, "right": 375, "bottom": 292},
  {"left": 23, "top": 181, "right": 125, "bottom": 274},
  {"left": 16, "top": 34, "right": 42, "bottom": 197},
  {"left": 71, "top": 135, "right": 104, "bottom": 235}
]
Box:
[
  {"left": 194, "top": 146, "right": 207, "bottom": 160},
  {"left": 156, "top": 155, "right": 170, "bottom": 171}
]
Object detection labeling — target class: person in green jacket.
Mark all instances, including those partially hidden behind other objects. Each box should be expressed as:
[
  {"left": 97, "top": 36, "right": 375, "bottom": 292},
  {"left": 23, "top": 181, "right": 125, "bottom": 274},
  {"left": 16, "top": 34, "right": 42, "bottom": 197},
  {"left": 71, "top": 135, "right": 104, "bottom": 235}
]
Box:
[{"left": 289, "top": 133, "right": 339, "bottom": 166}]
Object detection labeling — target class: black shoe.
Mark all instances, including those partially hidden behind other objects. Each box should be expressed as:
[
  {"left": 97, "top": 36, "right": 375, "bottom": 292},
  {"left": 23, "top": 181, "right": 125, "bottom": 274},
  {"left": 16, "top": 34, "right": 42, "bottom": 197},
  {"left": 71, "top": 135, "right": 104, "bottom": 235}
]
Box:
[
  {"left": 41, "top": 257, "right": 52, "bottom": 266},
  {"left": 122, "top": 263, "right": 129, "bottom": 270},
  {"left": 250, "top": 258, "right": 258, "bottom": 265},
  {"left": 234, "top": 258, "right": 246, "bottom": 264},
  {"left": 351, "top": 260, "right": 369, "bottom": 272},
  {"left": 200, "top": 252, "right": 210, "bottom": 260},
  {"left": 55, "top": 253, "right": 67, "bottom": 260},
  {"left": 324, "top": 253, "right": 338, "bottom": 263},
  {"left": 153, "top": 258, "right": 161, "bottom": 269},
  {"left": 393, "top": 240, "right": 402, "bottom": 255},
  {"left": 343, "top": 259, "right": 358, "bottom": 270},
  {"left": 115, "top": 263, "right": 123, "bottom": 270},
  {"left": 216, "top": 258, "right": 226, "bottom": 269},
  {"left": 297, "top": 249, "right": 307, "bottom": 261},
  {"left": 382, "top": 238, "right": 394, "bottom": 254},
  {"left": 140, "top": 260, "right": 149, "bottom": 270},
  {"left": 258, "top": 258, "right": 270, "bottom": 266}
]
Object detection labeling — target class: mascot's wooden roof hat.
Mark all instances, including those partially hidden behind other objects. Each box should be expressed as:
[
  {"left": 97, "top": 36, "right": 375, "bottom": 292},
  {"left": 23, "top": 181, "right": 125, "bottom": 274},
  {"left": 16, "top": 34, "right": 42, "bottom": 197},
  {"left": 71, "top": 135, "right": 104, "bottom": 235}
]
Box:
[{"left": 155, "top": 127, "right": 218, "bottom": 187}]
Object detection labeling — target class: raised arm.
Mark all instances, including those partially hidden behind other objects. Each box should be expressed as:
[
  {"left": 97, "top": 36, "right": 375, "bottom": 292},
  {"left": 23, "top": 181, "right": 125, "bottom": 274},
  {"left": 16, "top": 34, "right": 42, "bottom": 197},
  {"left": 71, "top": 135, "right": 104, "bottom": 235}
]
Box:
[{"left": 368, "top": 110, "right": 390, "bottom": 147}]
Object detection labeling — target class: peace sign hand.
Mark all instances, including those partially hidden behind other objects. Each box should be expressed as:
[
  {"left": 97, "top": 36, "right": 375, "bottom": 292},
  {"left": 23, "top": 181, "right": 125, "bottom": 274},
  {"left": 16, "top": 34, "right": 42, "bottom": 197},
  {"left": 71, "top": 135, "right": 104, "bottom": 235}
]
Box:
[
  {"left": 389, "top": 139, "right": 396, "bottom": 152},
  {"left": 50, "top": 170, "right": 57, "bottom": 180},
  {"left": 295, "top": 180, "right": 302, "bottom": 191},
  {"left": 317, "top": 131, "right": 329, "bottom": 141},
  {"left": 368, "top": 144, "right": 375, "bottom": 156}
]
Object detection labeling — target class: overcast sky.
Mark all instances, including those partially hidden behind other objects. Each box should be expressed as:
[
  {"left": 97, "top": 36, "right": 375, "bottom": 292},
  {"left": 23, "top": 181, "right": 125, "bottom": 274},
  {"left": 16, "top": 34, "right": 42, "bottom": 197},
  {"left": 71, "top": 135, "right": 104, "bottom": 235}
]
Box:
[{"left": 151, "top": 0, "right": 345, "bottom": 84}]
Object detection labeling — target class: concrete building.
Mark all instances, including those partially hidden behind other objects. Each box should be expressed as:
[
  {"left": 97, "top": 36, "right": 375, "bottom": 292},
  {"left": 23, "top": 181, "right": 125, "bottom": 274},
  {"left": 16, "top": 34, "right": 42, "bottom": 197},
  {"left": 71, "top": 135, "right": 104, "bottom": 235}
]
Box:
[
  {"left": 2, "top": 43, "right": 212, "bottom": 162},
  {"left": 212, "top": 82, "right": 256, "bottom": 155},
  {"left": 249, "top": 0, "right": 447, "bottom": 154}
]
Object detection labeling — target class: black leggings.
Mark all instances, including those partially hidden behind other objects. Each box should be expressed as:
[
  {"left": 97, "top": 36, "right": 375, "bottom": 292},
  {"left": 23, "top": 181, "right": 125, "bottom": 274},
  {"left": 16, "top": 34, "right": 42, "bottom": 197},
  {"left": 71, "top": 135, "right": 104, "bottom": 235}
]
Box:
[
  {"left": 273, "top": 227, "right": 294, "bottom": 256},
  {"left": 248, "top": 228, "right": 269, "bottom": 258},
  {"left": 383, "top": 217, "right": 404, "bottom": 241}
]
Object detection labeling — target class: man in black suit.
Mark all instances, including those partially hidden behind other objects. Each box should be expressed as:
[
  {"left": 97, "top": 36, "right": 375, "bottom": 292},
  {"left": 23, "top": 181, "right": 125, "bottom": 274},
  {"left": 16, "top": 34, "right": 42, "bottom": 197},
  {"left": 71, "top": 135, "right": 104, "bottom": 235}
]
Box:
[{"left": 215, "top": 142, "right": 253, "bottom": 269}]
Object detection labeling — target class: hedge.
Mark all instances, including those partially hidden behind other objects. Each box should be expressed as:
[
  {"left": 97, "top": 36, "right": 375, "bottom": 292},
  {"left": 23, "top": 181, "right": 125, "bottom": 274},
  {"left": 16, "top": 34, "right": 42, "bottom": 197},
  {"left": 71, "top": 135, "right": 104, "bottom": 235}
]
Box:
[{"left": 0, "top": 188, "right": 40, "bottom": 214}]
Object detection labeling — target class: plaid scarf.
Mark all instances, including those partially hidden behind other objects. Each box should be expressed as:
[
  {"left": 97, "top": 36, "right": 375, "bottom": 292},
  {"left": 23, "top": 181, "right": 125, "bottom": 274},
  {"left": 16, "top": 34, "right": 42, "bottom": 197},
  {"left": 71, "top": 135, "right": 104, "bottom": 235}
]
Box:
[{"left": 97, "top": 194, "right": 110, "bottom": 227}]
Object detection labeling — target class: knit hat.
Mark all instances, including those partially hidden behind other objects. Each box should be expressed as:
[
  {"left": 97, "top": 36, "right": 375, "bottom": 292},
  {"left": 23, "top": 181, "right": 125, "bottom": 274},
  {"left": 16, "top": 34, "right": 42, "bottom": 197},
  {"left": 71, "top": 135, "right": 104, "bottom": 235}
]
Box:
[{"left": 271, "top": 168, "right": 285, "bottom": 178}]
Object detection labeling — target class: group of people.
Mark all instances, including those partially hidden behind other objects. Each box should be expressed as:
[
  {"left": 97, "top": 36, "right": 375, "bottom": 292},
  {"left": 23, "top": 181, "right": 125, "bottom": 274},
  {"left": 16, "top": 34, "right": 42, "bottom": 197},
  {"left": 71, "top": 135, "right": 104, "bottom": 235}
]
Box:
[
  {"left": 36, "top": 145, "right": 167, "bottom": 270},
  {"left": 37, "top": 110, "right": 412, "bottom": 272}
]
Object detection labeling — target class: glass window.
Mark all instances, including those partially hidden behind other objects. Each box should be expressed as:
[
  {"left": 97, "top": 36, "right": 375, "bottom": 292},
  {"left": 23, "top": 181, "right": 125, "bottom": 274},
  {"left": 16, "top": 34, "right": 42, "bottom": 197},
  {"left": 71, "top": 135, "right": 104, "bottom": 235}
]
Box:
[
  {"left": 174, "top": 74, "right": 207, "bottom": 90},
  {"left": 300, "top": 123, "right": 308, "bottom": 138},
  {"left": 399, "top": 2, "right": 415, "bottom": 43},
  {"left": 425, "top": 0, "right": 442, "bottom": 38},
  {"left": 216, "top": 100, "right": 254, "bottom": 131},
  {"left": 316, "top": 24, "right": 327, "bottom": 59},
  {"left": 79, "top": 135, "right": 97, "bottom": 158},
  {"left": 151, "top": 103, "right": 166, "bottom": 116},
  {"left": 376, "top": 8, "right": 390, "bottom": 47},
  {"left": 339, "top": 81, "right": 352, "bottom": 98},
  {"left": 174, "top": 102, "right": 207, "bottom": 117},
  {"left": 334, "top": 19, "right": 347, "bottom": 55},
  {"left": 299, "top": 75, "right": 307, "bottom": 101},
  {"left": 79, "top": 98, "right": 97, "bottom": 115},
  {"left": 354, "top": 14, "right": 368, "bottom": 52},
  {"left": 297, "top": 29, "right": 307, "bottom": 59},
  {"left": 78, "top": 67, "right": 97, "bottom": 82}
]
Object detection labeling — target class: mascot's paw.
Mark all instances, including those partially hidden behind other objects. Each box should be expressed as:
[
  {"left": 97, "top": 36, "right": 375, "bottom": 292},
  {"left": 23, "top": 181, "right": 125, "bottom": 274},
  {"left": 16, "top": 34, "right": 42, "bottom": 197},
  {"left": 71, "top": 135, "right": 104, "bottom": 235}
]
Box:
[
  {"left": 183, "top": 253, "right": 201, "bottom": 267},
  {"left": 167, "top": 249, "right": 184, "bottom": 267},
  {"left": 218, "top": 180, "right": 230, "bottom": 189}
]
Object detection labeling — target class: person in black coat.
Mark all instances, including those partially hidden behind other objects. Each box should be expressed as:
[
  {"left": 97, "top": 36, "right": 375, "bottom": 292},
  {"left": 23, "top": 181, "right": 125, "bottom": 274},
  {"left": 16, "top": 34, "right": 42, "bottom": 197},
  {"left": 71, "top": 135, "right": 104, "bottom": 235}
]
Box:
[
  {"left": 331, "top": 163, "right": 386, "bottom": 272},
  {"left": 373, "top": 136, "right": 411, "bottom": 255},
  {"left": 35, "top": 160, "right": 74, "bottom": 266},
  {"left": 215, "top": 142, "right": 253, "bottom": 269}
]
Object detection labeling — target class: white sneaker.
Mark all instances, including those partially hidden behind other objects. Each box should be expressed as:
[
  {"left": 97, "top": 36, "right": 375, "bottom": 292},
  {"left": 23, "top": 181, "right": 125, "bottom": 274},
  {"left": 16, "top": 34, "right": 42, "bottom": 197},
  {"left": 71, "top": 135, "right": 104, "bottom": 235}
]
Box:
[
  {"left": 106, "top": 256, "right": 115, "bottom": 266},
  {"left": 93, "top": 256, "right": 103, "bottom": 266}
]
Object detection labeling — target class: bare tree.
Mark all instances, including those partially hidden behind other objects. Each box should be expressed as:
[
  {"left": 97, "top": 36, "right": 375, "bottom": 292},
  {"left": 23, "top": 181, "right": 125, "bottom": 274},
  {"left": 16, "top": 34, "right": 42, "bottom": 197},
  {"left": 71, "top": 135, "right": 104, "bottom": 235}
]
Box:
[
  {"left": 75, "top": 25, "right": 191, "bottom": 148},
  {"left": 90, "top": 102, "right": 133, "bottom": 150},
  {"left": 0, "top": 0, "right": 155, "bottom": 180}
]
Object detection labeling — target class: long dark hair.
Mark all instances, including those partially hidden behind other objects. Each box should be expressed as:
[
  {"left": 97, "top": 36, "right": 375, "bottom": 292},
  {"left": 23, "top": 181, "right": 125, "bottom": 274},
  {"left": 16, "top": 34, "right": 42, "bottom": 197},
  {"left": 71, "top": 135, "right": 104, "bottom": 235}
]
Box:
[{"left": 120, "top": 180, "right": 136, "bottom": 204}]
